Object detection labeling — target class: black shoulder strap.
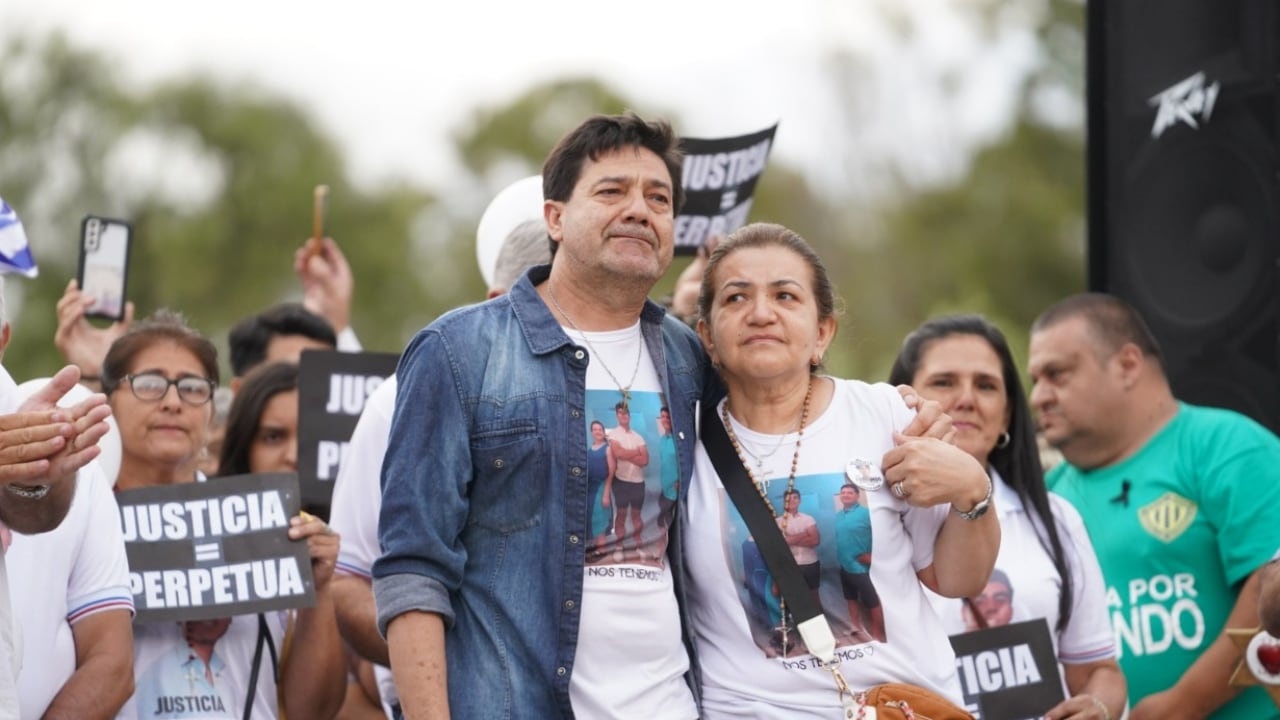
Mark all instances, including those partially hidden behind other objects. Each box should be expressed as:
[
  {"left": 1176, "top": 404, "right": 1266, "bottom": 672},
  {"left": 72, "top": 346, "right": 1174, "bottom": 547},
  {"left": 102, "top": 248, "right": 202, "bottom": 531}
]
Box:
[
  {"left": 699, "top": 400, "right": 822, "bottom": 626},
  {"left": 243, "top": 613, "right": 280, "bottom": 720}
]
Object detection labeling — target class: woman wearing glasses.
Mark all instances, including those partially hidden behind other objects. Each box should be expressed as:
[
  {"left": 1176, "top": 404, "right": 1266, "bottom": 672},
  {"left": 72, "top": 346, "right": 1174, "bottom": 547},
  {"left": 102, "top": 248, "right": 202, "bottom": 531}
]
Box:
[
  {"left": 102, "top": 313, "right": 343, "bottom": 719},
  {"left": 103, "top": 311, "right": 221, "bottom": 493}
]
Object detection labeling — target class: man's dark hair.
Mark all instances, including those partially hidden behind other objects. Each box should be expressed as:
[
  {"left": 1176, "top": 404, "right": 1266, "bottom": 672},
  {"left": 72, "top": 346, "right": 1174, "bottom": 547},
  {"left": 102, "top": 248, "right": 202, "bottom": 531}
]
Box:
[
  {"left": 228, "top": 303, "right": 337, "bottom": 377},
  {"left": 988, "top": 567, "right": 1014, "bottom": 600},
  {"left": 1032, "top": 292, "right": 1164, "bottom": 367},
  {"left": 542, "top": 113, "right": 684, "bottom": 257}
]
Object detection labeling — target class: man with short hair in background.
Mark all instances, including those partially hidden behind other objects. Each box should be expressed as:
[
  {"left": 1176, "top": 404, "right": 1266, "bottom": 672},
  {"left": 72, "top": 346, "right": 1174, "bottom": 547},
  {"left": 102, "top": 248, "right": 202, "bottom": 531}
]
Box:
[{"left": 1029, "top": 292, "right": 1280, "bottom": 719}]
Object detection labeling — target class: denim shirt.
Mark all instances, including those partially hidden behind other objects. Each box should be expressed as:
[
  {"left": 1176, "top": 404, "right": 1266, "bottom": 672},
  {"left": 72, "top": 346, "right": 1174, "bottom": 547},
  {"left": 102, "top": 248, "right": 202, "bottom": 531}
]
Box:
[{"left": 373, "top": 265, "right": 712, "bottom": 719}]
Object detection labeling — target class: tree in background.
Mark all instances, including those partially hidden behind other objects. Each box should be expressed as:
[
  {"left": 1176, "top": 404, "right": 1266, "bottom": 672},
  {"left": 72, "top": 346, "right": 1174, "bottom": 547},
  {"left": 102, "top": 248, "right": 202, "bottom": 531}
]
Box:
[
  {"left": 1, "top": 0, "right": 1088, "bottom": 389},
  {"left": 0, "top": 33, "right": 435, "bottom": 381},
  {"left": 835, "top": 0, "right": 1087, "bottom": 379}
]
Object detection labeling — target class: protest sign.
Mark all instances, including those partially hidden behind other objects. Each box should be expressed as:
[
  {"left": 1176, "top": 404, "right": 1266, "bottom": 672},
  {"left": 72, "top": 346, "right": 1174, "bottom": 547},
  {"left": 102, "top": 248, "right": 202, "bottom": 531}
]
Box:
[
  {"left": 296, "top": 349, "right": 398, "bottom": 509},
  {"left": 949, "top": 618, "right": 1065, "bottom": 719},
  {"left": 117, "top": 472, "right": 314, "bottom": 623},
  {"left": 674, "top": 123, "right": 779, "bottom": 253}
]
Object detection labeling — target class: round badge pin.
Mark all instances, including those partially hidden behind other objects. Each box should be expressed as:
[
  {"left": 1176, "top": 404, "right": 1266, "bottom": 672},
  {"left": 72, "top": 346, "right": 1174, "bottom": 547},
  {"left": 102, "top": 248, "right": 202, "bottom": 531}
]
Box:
[{"left": 846, "top": 458, "right": 884, "bottom": 491}]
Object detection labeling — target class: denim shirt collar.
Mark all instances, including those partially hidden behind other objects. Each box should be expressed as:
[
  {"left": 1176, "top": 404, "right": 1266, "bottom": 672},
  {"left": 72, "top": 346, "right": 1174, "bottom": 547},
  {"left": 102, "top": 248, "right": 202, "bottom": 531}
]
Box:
[{"left": 510, "top": 264, "right": 671, "bottom": 356}]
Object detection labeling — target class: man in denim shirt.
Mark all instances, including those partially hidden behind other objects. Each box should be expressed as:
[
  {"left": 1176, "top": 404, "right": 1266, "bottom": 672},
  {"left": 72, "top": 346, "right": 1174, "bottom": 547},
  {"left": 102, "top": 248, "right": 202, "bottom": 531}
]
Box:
[{"left": 374, "top": 114, "right": 711, "bottom": 719}]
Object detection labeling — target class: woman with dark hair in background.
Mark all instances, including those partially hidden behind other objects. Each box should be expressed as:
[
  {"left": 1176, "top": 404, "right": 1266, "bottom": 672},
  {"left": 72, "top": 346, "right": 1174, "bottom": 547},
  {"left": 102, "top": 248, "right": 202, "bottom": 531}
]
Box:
[
  {"left": 890, "top": 315, "right": 1126, "bottom": 720},
  {"left": 217, "top": 361, "right": 367, "bottom": 719}
]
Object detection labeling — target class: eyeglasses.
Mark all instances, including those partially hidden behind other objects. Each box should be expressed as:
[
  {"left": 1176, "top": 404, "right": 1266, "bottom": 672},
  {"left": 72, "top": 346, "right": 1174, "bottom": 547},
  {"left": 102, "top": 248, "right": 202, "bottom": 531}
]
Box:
[
  {"left": 975, "top": 591, "right": 1013, "bottom": 607},
  {"left": 119, "top": 372, "right": 216, "bottom": 406}
]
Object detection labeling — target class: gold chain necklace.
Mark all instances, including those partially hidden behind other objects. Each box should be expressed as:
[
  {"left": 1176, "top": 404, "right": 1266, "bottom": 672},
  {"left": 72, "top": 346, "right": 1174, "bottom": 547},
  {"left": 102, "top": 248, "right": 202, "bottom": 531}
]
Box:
[
  {"left": 547, "top": 285, "right": 643, "bottom": 404},
  {"left": 720, "top": 377, "right": 813, "bottom": 508}
]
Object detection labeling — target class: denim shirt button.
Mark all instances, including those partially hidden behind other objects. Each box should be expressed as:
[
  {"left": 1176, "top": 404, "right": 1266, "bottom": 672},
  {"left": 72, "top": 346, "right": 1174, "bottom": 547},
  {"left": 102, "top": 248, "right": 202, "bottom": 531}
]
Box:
[
  {"left": 571, "top": 466, "right": 582, "bottom": 476},
  {"left": 574, "top": 350, "right": 585, "bottom": 360},
  {"left": 568, "top": 534, "right": 580, "bottom": 544},
  {"left": 556, "top": 666, "right": 567, "bottom": 676},
  {"left": 564, "top": 599, "right": 575, "bottom": 610},
  {"left": 571, "top": 409, "right": 581, "bottom": 418},
  {"left": 493, "top": 458, "right": 505, "bottom": 469}
]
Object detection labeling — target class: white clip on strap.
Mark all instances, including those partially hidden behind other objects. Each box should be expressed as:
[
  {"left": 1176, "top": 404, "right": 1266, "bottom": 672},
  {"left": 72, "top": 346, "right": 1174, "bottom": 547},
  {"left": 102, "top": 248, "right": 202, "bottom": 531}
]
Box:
[{"left": 797, "top": 616, "right": 859, "bottom": 715}]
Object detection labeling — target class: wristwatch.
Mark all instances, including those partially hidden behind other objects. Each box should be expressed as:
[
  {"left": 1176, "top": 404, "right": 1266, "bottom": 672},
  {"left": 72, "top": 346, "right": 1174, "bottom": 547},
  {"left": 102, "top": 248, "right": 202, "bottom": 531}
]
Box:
[{"left": 952, "top": 475, "right": 992, "bottom": 521}]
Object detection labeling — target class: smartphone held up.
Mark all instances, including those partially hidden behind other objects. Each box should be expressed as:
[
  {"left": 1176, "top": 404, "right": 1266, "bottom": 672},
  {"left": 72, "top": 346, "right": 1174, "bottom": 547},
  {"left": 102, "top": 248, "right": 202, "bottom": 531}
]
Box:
[{"left": 76, "top": 215, "right": 132, "bottom": 321}]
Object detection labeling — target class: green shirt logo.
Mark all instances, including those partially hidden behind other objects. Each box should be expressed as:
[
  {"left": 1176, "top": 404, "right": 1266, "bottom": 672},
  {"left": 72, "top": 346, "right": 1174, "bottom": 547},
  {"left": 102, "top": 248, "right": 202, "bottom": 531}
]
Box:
[{"left": 1137, "top": 492, "right": 1197, "bottom": 543}]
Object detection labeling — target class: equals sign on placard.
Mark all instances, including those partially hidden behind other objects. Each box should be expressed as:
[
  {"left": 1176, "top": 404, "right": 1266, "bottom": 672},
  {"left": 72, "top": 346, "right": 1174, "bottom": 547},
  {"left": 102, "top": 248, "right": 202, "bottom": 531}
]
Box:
[{"left": 194, "top": 541, "right": 222, "bottom": 563}]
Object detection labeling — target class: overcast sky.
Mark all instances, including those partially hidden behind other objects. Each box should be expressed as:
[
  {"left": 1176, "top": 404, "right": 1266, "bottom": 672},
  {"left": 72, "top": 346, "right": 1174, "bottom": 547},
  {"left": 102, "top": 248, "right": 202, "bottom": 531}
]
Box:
[{"left": 2, "top": 0, "right": 1041, "bottom": 195}]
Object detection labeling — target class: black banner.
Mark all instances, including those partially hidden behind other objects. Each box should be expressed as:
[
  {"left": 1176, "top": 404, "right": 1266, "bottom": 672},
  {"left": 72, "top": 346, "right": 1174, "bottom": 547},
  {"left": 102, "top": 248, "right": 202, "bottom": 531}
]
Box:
[
  {"left": 674, "top": 123, "right": 779, "bottom": 253},
  {"left": 949, "top": 618, "right": 1065, "bottom": 719},
  {"left": 117, "top": 473, "right": 315, "bottom": 623},
  {"left": 296, "top": 349, "right": 398, "bottom": 508}
]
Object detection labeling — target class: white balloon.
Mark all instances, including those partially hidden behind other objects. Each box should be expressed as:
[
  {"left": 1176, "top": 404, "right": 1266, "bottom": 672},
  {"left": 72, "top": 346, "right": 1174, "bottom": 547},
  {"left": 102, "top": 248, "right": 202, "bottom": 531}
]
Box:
[
  {"left": 14, "top": 377, "right": 121, "bottom": 488},
  {"left": 475, "top": 175, "right": 544, "bottom": 289}
]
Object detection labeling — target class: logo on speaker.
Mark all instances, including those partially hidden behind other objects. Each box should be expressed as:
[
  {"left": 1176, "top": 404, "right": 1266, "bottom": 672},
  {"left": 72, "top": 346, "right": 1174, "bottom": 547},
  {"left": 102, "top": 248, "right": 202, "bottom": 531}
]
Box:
[
  {"left": 1138, "top": 491, "right": 1197, "bottom": 543},
  {"left": 1149, "top": 71, "right": 1220, "bottom": 139}
]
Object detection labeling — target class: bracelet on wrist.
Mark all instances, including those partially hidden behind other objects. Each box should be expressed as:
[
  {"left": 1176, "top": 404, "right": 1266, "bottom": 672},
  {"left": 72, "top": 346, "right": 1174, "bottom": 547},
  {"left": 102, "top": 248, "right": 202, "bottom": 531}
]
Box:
[
  {"left": 1086, "top": 693, "right": 1111, "bottom": 720},
  {"left": 952, "top": 474, "right": 993, "bottom": 520}
]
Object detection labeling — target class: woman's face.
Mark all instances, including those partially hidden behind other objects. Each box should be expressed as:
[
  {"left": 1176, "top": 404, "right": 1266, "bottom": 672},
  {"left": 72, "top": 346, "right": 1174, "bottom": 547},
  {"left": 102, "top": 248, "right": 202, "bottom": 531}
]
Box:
[
  {"left": 110, "top": 341, "right": 214, "bottom": 471},
  {"left": 911, "top": 334, "right": 1010, "bottom": 467},
  {"left": 590, "top": 421, "right": 605, "bottom": 444},
  {"left": 698, "top": 245, "right": 835, "bottom": 387},
  {"left": 249, "top": 389, "right": 299, "bottom": 474}
]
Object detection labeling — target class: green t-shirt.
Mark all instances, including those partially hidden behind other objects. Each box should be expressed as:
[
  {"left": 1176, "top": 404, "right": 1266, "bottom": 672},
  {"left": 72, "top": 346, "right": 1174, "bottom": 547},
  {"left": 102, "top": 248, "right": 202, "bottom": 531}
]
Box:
[
  {"left": 834, "top": 503, "right": 872, "bottom": 573},
  {"left": 1048, "top": 403, "right": 1280, "bottom": 719}
]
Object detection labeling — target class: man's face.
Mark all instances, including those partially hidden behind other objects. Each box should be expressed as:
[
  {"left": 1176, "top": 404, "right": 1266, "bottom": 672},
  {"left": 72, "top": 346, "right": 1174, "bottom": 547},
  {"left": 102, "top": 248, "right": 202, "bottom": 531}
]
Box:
[
  {"left": 183, "top": 618, "right": 233, "bottom": 646},
  {"left": 784, "top": 492, "right": 799, "bottom": 513},
  {"left": 658, "top": 409, "right": 671, "bottom": 434},
  {"left": 973, "top": 580, "right": 1014, "bottom": 627},
  {"left": 1028, "top": 317, "right": 1122, "bottom": 458},
  {"left": 839, "top": 486, "right": 858, "bottom": 508},
  {"left": 264, "top": 334, "right": 332, "bottom": 367},
  {"left": 615, "top": 406, "right": 631, "bottom": 430},
  {"left": 545, "top": 146, "right": 675, "bottom": 285}
]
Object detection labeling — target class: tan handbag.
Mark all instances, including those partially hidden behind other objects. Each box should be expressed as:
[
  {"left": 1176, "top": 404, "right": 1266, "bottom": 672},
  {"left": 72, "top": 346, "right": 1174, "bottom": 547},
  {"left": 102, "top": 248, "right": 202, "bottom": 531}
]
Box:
[{"left": 852, "top": 682, "right": 974, "bottom": 720}]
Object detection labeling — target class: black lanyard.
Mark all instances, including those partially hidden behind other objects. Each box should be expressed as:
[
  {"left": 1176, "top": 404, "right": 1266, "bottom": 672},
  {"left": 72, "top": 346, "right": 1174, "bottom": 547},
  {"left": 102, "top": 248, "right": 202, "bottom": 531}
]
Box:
[{"left": 243, "top": 613, "right": 279, "bottom": 720}]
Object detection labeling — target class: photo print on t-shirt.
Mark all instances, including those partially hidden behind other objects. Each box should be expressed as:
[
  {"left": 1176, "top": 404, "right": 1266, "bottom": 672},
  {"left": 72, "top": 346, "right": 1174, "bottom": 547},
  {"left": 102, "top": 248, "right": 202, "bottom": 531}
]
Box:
[
  {"left": 961, "top": 567, "right": 1016, "bottom": 633},
  {"left": 720, "top": 471, "right": 888, "bottom": 658},
  {"left": 134, "top": 618, "right": 236, "bottom": 719},
  {"left": 583, "top": 389, "right": 677, "bottom": 569}
]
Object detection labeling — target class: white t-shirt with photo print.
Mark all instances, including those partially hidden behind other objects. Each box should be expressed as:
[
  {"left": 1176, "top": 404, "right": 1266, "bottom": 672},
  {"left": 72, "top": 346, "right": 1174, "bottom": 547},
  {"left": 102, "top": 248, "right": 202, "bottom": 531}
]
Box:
[
  {"left": 563, "top": 321, "right": 696, "bottom": 720},
  {"left": 685, "top": 378, "right": 961, "bottom": 718}
]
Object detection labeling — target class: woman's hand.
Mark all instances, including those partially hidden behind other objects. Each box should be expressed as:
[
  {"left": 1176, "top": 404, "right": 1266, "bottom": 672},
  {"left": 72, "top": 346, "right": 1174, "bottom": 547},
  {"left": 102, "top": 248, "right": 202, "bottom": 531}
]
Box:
[
  {"left": 895, "top": 385, "right": 957, "bottom": 444},
  {"left": 54, "top": 279, "right": 134, "bottom": 382},
  {"left": 291, "top": 511, "right": 340, "bottom": 590},
  {"left": 881, "top": 435, "right": 987, "bottom": 510}
]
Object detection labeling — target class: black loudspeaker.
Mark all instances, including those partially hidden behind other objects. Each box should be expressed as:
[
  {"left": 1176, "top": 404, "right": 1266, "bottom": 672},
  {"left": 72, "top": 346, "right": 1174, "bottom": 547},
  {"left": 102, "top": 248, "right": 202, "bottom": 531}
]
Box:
[{"left": 1087, "top": 0, "right": 1280, "bottom": 432}]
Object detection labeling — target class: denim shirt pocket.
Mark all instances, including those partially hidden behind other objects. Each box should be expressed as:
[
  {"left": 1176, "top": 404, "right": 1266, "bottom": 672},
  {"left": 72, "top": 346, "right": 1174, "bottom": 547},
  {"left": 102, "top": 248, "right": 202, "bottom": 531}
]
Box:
[{"left": 468, "top": 422, "right": 548, "bottom": 534}]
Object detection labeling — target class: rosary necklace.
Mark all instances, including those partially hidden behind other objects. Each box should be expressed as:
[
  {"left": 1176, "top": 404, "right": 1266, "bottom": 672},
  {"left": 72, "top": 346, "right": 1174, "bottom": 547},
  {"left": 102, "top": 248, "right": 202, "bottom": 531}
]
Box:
[
  {"left": 721, "top": 379, "right": 808, "bottom": 512},
  {"left": 721, "top": 376, "right": 814, "bottom": 652},
  {"left": 547, "top": 285, "right": 643, "bottom": 404}
]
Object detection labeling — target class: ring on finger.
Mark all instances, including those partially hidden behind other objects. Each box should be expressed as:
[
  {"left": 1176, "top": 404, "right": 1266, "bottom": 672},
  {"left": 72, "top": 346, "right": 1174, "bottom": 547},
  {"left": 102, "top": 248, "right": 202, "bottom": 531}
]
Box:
[{"left": 891, "top": 481, "right": 906, "bottom": 499}]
